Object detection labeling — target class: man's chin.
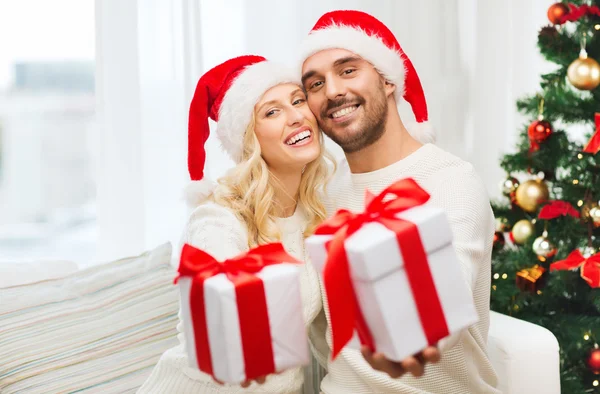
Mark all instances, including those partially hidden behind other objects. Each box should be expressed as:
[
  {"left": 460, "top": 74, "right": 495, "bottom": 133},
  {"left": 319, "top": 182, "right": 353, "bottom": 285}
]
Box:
[{"left": 321, "top": 118, "right": 357, "bottom": 134}]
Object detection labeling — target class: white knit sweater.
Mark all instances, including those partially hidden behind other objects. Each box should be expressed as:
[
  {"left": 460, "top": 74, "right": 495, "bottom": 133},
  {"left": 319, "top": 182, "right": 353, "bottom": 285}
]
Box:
[
  {"left": 138, "top": 202, "right": 323, "bottom": 394},
  {"left": 313, "top": 143, "right": 501, "bottom": 394}
]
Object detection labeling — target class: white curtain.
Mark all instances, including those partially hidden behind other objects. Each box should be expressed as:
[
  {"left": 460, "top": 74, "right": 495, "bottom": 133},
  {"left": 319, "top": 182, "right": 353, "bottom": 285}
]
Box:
[
  {"left": 95, "top": 0, "right": 199, "bottom": 261},
  {"left": 95, "top": 0, "right": 555, "bottom": 259}
]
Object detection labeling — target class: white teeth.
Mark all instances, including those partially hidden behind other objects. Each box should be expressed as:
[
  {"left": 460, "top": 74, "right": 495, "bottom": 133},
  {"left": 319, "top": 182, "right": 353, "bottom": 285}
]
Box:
[
  {"left": 332, "top": 105, "right": 358, "bottom": 119},
  {"left": 286, "top": 130, "right": 311, "bottom": 145}
]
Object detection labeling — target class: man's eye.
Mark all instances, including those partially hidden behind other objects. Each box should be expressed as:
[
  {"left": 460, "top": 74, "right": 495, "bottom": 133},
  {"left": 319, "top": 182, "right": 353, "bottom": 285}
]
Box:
[
  {"left": 310, "top": 81, "right": 323, "bottom": 89},
  {"left": 343, "top": 69, "right": 355, "bottom": 75}
]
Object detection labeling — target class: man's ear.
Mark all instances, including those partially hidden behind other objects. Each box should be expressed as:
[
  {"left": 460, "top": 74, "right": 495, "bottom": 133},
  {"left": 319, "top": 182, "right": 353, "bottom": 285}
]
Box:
[{"left": 384, "top": 80, "right": 396, "bottom": 97}]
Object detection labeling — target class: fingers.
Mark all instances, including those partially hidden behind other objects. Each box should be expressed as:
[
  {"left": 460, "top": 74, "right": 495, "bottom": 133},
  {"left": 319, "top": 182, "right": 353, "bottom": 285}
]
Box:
[
  {"left": 255, "top": 376, "right": 267, "bottom": 384},
  {"left": 361, "top": 345, "right": 441, "bottom": 379},
  {"left": 362, "top": 346, "right": 406, "bottom": 378},
  {"left": 240, "top": 375, "right": 268, "bottom": 388},
  {"left": 375, "top": 352, "right": 407, "bottom": 378},
  {"left": 422, "top": 346, "right": 441, "bottom": 363},
  {"left": 400, "top": 355, "right": 424, "bottom": 377}
]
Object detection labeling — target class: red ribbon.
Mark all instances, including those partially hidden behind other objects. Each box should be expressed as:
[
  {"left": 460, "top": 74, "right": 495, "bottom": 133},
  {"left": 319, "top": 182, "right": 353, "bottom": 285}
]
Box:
[
  {"left": 176, "top": 242, "right": 301, "bottom": 379},
  {"left": 550, "top": 249, "right": 600, "bottom": 288},
  {"left": 538, "top": 200, "right": 580, "bottom": 219},
  {"left": 315, "top": 178, "right": 450, "bottom": 358},
  {"left": 559, "top": 3, "right": 600, "bottom": 24},
  {"left": 583, "top": 113, "right": 600, "bottom": 155}
]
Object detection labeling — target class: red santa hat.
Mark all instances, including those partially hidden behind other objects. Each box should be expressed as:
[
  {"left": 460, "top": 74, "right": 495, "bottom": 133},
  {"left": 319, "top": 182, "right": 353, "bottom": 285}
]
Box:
[
  {"left": 299, "top": 10, "right": 435, "bottom": 143},
  {"left": 186, "top": 55, "right": 300, "bottom": 206}
]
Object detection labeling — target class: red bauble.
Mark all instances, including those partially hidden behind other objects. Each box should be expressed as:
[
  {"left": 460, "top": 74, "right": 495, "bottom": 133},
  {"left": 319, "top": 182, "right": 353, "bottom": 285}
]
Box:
[
  {"left": 528, "top": 119, "right": 553, "bottom": 144},
  {"left": 493, "top": 231, "right": 505, "bottom": 250},
  {"left": 588, "top": 348, "right": 600, "bottom": 374},
  {"left": 547, "top": 3, "right": 569, "bottom": 24}
]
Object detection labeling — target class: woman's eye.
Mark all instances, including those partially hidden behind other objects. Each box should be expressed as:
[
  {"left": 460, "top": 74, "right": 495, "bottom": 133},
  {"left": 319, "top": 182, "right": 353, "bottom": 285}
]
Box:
[
  {"left": 292, "top": 98, "right": 306, "bottom": 105},
  {"left": 266, "top": 109, "right": 277, "bottom": 117}
]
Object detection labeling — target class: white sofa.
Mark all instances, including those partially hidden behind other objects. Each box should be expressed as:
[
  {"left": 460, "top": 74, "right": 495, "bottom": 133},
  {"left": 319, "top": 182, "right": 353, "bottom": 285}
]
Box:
[
  {"left": 488, "top": 311, "right": 561, "bottom": 394},
  {"left": 0, "top": 244, "right": 561, "bottom": 393}
]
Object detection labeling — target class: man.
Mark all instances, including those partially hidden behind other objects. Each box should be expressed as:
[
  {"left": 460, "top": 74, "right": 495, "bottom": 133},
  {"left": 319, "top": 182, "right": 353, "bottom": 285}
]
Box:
[{"left": 300, "top": 10, "right": 500, "bottom": 394}]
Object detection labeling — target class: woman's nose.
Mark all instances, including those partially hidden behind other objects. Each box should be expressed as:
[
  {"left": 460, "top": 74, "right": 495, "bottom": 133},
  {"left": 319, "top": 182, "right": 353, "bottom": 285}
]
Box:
[{"left": 287, "top": 108, "right": 305, "bottom": 126}]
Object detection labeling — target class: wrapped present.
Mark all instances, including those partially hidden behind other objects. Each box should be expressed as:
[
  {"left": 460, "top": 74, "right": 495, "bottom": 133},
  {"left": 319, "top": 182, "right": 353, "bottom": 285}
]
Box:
[
  {"left": 305, "top": 178, "right": 479, "bottom": 361},
  {"left": 515, "top": 264, "right": 547, "bottom": 293},
  {"left": 176, "top": 243, "right": 309, "bottom": 384}
]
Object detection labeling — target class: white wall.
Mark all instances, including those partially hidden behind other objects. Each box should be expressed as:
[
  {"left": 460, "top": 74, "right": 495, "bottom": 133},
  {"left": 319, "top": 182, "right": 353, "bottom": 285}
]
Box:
[
  {"left": 463, "top": 0, "right": 555, "bottom": 197},
  {"left": 198, "top": 0, "right": 555, "bottom": 196}
]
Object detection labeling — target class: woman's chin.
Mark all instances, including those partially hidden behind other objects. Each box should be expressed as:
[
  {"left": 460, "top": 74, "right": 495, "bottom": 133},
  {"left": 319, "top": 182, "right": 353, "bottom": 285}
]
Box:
[{"left": 290, "top": 149, "right": 320, "bottom": 169}]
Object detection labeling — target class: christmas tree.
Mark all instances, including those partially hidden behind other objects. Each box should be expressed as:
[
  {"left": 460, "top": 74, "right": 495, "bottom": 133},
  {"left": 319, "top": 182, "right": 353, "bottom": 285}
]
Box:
[{"left": 491, "top": 2, "right": 600, "bottom": 392}]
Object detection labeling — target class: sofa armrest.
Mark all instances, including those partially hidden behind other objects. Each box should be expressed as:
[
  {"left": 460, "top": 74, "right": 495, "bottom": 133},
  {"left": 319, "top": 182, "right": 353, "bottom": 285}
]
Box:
[{"left": 488, "top": 311, "right": 560, "bottom": 394}]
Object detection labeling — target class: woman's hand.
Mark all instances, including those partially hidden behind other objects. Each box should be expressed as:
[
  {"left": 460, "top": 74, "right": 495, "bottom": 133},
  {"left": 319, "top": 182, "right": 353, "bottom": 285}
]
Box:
[{"left": 211, "top": 375, "right": 269, "bottom": 387}]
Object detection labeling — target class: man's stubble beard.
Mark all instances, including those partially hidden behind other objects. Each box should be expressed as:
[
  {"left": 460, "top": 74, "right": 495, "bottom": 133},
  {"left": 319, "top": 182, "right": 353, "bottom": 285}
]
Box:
[{"left": 319, "top": 84, "right": 388, "bottom": 154}]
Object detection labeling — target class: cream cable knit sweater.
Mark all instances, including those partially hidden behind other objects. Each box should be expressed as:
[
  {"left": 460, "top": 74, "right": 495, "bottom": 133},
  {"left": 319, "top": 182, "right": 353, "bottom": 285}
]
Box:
[
  {"left": 138, "top": 202, "right": 322, "bottom": 394},
  {"left": 313, "top": 143, "right": 501, "bottom": 394}
]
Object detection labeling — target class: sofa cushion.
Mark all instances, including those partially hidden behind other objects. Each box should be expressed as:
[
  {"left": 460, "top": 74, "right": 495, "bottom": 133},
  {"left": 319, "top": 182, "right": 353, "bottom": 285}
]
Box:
[
  {"left": 0, "top": 260, "right": 79, "bottom": 288},
  {"left": 0, "top": 243, "right": 179, "bottom": 393}
]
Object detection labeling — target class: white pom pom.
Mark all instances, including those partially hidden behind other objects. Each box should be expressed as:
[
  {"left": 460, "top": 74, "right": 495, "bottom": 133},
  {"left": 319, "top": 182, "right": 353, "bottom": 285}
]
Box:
[
  {"left": 406, "top": 121, "right": 436, "bottom": 144},
  {"left": 183, "top": 179, "right": 217, "bottom": 208}
]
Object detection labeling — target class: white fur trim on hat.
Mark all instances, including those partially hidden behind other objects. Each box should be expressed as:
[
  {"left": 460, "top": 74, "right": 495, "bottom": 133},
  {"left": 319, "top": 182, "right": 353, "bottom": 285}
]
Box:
[
  {"left": 406, "top": 120, "right": 436, "bottom": 144},
  {"left": 183, "top": 178, "right": 217, "bottom": 208},
  {"left": 299, "top": 24, "right": 406, "bottom": 102},
  {"left": 216, "top": 62, "right": 300, "bottom": 163}
]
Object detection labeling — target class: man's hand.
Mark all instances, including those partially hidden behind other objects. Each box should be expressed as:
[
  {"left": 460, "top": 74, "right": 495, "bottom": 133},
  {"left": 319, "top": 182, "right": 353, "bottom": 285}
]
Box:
[{"left": 361, "top": 345, "right": 441, "bottom": 378}]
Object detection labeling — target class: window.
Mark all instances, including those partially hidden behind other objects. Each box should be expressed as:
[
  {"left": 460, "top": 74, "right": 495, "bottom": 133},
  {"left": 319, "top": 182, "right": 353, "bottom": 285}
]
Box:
[{"left": 0, "top": 0, "right": 97, "bottom": 263}]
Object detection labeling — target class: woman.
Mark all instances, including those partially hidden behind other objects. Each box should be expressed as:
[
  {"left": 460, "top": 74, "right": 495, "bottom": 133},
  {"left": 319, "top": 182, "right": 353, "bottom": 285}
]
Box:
[{"left": 138, "top": 55, "right": 333, "bottom": 394}]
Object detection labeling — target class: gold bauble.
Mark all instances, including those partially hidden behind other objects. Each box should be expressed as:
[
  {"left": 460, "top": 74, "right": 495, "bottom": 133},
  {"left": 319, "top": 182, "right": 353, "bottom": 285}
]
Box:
[
  {"left": 515, "top": 180, "right": 549, "bottom": 212},
  {"left": 567, "top": 54, "right": 600, "bottom": 90},
  {"left": 581, "top": 201, "right": 600, "bottom": 221},
  {"left": 590, "top": 206, "right": 600, "bottom": 228},
  {"left": 532, "top": 235, "right": 557, "bottom": 261},
  {"left": 511, "top": 219, "right": 535, "bottom": 245}
]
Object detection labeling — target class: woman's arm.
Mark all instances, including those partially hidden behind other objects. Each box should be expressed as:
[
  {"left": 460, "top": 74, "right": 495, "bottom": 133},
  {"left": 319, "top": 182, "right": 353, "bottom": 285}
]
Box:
[{"left": 176, "top": 203, "right": 249, "bottom": 347}]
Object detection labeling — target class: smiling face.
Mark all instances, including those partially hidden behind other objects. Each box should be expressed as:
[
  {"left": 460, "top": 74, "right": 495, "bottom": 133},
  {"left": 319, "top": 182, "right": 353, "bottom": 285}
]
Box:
[
  {"left": 253, "top": 83, "right": 321, "bottom": 172},
  {"left": 301, "top": 48, "right": 396, "bottom": 153}
]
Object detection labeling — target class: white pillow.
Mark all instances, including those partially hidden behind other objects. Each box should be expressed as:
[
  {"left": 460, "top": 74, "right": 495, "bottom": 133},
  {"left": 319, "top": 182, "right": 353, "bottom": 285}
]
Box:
[{"left": 0, "top": 242, "right": 179, "bottom": 393}]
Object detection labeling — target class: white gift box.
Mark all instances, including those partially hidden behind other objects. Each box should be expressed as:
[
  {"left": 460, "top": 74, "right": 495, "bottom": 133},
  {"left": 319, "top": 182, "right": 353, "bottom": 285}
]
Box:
[
  {"left": 178, "top": 264, "right": 309, "bottom": 383},
  {"left": 306, "top": 205, "right": 478, "bottom": 361}
]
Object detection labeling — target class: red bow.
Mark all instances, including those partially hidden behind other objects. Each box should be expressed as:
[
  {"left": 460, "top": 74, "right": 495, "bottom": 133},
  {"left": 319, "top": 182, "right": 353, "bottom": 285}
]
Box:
[
  {"left": 583, "top": 113, "right": 600, "bottom": 155},
  {"left": 316, "top": 178, "right": 449, "bottom": 358},
  {"left": 176, "top": 242, "right": 299, "bottom": 283},
  {"left": 559, "top": 3, "right": 600, "bottom": 24},
  {"left": 550, "top": 249, "right": 600, "bottom": 288},
  {"left": 538, "top": 200, "right": 580, "bottom": 219},
  {"left": 176, "top": 242, "right": 300, "bottom": 378}
]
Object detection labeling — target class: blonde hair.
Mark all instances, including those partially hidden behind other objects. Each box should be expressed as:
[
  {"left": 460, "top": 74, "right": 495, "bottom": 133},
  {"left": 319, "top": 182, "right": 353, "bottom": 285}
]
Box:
[{"left": 210, "top": 113, "right": 335, "bottom": 247}]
